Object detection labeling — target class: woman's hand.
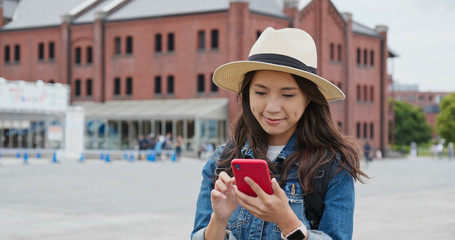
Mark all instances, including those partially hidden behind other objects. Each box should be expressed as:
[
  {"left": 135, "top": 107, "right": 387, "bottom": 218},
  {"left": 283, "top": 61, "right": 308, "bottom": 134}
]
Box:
[
  {"left": 234, "top": 177, "right": 302, "bottom": 235},
  {"left": 210, "top": 171, "right": 239, "bottom": 222}
]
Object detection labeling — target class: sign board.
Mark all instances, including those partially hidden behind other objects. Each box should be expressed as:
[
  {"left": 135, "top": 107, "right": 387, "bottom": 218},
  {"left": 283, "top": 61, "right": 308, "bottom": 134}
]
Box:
[
  {"left": 64, "top": 107, "right": 85, "bottom": 160},
  {"left": 0, "top": 79, "right": 69, "bottom": 113}
]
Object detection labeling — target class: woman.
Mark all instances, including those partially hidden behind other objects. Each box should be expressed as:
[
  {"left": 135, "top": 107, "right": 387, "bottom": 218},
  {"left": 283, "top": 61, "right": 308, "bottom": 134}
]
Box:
[{"left": 192, "top": 27, "right": 367, "bottom": 240}]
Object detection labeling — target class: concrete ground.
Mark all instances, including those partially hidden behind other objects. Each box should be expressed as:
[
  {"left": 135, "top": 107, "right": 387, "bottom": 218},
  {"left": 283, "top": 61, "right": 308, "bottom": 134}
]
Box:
[{"left": 0, "top": 155, "right": 454, "bottom": 239}]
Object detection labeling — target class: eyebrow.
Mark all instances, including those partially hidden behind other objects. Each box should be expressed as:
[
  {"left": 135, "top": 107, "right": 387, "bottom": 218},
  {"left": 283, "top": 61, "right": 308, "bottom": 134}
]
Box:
[{"left": 252, "top": 83, "right": 298, "bottom": 91}]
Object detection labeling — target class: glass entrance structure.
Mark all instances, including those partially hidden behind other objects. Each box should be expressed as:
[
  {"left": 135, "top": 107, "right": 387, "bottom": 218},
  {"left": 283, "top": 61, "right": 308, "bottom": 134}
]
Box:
[{"left": 75, "top": 98, "right": 228, "bottom": 152}]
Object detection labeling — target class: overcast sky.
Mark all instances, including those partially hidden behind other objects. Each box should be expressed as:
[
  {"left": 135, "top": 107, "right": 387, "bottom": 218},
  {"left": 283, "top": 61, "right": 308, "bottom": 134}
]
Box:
[{"left": 298, "top": 0, "right": 455, "bottom": 92}]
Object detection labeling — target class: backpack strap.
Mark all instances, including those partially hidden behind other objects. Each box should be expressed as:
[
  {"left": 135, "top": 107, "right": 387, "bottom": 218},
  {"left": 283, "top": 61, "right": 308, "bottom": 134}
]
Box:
[{"left": 304, "top": 155, "right": 337, "bottom": 230}]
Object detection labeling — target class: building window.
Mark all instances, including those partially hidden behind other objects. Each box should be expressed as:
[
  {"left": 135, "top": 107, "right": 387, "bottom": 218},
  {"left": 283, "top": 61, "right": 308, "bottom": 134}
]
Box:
[
  {"left": 126, "top": 36, "right": 133, "bottom": 54},
  {"left": 75, "top": 79, "right": 81, "bottom": 97},
  {"left": 408, "top": 95, "right": 415, "bottom": 101},
  {"left": 363, "top": 86, "right": 368, "bottom": 101},
  {"left": 363, "top": 123, "right": 367, "bottom": 138},
  {"left": 337, "top": 44, "right": 342, "bottom": 61},
  {"left": 370, "top": 123, "right": 374, "bottom": 139},
  {"left": 356, "top": 48, "right": 361, "bottom": 64},
  {"left": 363, "top": 49, "right": 368, "bottom": 65},
  {"left": 357, "top": 85, "right": 361, "bottom": 101},
  {"left": 167, "top": 75, "right": 174, "bottom": 94},
  {"left": 49, "top": 42, "right": 55, "bottom": 60},
  {"left": 370, "top": 86, "right": 374, "bottom": 102},
  {"left": 155, "top": 34, "right": 162, "bottom": 52},
  {"left": 211, "top": 30, "right": 219, "bottom": 49},
  {"left": 4, "top": 45, "right": 10, "bottom": 62},
  {"left": 86, "top": 79, "right": 92, "bottom": 96},
  {"left": 155, "top": 76, "right": 162, "bottom": 94},
  {"left": 330, "top": 43, "right": 334, "bottom": 60},
  {"left": 114, "top": 77, "right": 121, "bottom": 95},
  {"left": 210, "top": 73, "right": 218, "bottom": 92},
  {"left": 75, "top": 47, "right": 81, "bottom": 64},
  {"left": 114, "top": 37, "right": 121, "bottom": 54},
  {"left": 197, "top": 74, "right": 205, "bottom": 93},
  {"left": 356, "top": 122, "right": 361, "bottom": 138},
  {"left": 126, "top": 77, "right": 133, "bottom": 95},
  {"left": 38, "top": 43, "right": 45, "bottom": 60},
  {"left": 14, "top": 45, "right": 20, "bottom": 62},
  {"left": 167, "top": 33, "right": 174, "bottom": 52},
  {"left": 86, "top": 46, "right": 93, "bottom": 64},
  {"left": 197, "top": 30, "right": 205, "bottom": 50},
  {"left": 418, "top": 95, "right": 425, "bottom": 101},
  {"left": 370, "top": 50, "right": 374, "bottom": 66}
]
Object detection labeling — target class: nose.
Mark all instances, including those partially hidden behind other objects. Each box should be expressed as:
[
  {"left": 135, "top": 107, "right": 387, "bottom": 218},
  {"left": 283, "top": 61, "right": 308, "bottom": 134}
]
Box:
[{"left": 265, "top": 97, "right": 281, "bottom": 113}]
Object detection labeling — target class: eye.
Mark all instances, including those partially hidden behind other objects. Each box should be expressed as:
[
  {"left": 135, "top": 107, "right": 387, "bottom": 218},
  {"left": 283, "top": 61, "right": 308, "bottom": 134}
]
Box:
[
  {"left": 254, "top": 91, "right": 266, "bottom": 96},
  {"left": 283, "top": 94, "right": 295, "bottom": 98}
]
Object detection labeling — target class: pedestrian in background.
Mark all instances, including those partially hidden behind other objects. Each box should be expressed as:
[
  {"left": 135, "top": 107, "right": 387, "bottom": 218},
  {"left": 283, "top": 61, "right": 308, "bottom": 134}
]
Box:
[
  {"left": 175, "top": 135, "right": 183, "bottom": 160},
  {"left": 192, "top": 27, "right": 368, "bottom": 240},
  {"left": 363, "top": 142, "right": 372, "bottom": 164},
  {"left": 448, "top": 142, "right": 454, "bottom": 160},
  {"left": 437, "top": 142, "right": 444, "bottom": 159}
]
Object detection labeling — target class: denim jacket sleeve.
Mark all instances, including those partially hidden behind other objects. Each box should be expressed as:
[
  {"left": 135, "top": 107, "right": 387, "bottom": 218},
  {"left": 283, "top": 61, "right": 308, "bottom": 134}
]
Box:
[
  {"left": 308, "top": 165, "right": 355, "bottom": 240},
  {"left": 191, "top": 147, "right": 223, "bottom": 240}
]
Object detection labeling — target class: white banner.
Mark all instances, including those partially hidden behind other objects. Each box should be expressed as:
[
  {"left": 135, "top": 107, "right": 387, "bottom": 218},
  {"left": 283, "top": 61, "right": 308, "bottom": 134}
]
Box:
[
  {"left": 0, "top": 79, "right": 69, "bottom": 113},
  {"left": 64, "top": 107, "right": 85, "bottom": 160}
]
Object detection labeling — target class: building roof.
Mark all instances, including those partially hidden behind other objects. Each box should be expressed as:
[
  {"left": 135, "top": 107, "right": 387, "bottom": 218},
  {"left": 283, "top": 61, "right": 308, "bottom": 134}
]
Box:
[
  {"left": 74, "top": 98, "right": 229, "bottom": 120},
  {"left": 2, "top": 0, "right": 286, "bottom": 29},
  {"left": 2, "top": 0, "right": 86, "bottom": 30},
  {"left": 352, "top": 21, "right": 382, "bottom": 38}
]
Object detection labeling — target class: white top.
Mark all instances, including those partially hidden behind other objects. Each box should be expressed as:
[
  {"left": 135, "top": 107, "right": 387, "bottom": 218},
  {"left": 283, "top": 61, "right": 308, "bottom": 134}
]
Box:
[{"left": 267, "top": 145, "right": 285, "bottom": 161}]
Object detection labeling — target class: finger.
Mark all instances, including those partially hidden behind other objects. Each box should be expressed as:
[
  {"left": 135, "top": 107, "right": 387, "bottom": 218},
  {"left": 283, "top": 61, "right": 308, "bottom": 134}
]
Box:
[
  {"left": 244, "top": 177, "right": 268, "bottom": 198},
  {"left": 211, "top": 189, "right": 227, "bottom": 200},
  {"left": 271, "top": 178, "right": 287, "bottom": 199},
  {"left": 233, "top": 185, "right": 256, "bottom": 209},
  {"left": 214, "top": 179, "right": 228, "bottom": 192},
  {"left": 219, "top": 171, "right": 236, "bottom": 185}
]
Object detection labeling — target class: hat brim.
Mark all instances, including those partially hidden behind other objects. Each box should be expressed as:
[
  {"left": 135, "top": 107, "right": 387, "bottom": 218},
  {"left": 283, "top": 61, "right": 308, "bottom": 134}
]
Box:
[{"left": 213, "top": 61, "right": 345, "bottom": 101}]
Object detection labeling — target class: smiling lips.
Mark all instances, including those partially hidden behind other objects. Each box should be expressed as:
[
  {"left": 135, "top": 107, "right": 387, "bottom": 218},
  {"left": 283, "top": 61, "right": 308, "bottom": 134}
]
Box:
[{"left": 264, "top": 116, "right": 283, "bottom": 125}]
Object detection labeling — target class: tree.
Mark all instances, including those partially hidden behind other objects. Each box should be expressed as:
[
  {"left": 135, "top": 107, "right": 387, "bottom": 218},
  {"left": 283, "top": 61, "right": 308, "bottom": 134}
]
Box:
[
  {"left": 436, "top": 92, "right": 455, "bottom": 143},
  {"left": 393, "top": 100, "right": 432, "bottom": 145}
]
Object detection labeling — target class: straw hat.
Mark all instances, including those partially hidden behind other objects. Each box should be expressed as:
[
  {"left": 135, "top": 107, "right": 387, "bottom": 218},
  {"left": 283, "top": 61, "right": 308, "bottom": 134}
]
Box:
[{"left": 212, "top": 27, "right": 345, "bottom": 101}]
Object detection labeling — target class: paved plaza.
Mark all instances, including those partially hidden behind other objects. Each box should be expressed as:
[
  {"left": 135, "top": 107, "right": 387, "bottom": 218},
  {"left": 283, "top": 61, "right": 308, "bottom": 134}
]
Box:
[{"left": 0, "top": 155, "right": 454, "bottom": 239}]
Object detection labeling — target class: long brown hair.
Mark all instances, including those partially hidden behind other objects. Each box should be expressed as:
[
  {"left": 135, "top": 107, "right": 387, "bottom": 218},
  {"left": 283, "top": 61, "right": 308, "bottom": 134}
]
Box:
[{"left": 217, "top": 71, "right": 368, "bottom": 193}]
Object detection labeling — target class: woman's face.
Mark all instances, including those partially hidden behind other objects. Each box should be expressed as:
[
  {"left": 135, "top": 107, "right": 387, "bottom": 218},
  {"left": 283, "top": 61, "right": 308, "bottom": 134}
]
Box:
[{"left": 249, "top": 70, "right": 309, "bottom": 146}]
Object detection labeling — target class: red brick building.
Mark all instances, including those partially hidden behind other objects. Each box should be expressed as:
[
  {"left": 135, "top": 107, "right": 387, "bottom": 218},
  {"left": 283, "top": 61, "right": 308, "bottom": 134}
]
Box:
[{"left": 0, "top": 0, "right": 395, "bottom": 154}]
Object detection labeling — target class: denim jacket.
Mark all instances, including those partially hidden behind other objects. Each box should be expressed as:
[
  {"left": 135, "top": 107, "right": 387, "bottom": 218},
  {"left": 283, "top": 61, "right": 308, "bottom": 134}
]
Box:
[{"left": 191, "top": 136, "right": 355, "bottom": 240}]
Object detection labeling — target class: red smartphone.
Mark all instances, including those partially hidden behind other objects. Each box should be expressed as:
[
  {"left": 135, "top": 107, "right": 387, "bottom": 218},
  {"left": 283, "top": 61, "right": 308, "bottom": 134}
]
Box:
[{"left": 231, "top": 159, "right": 273, "bottom": 197}]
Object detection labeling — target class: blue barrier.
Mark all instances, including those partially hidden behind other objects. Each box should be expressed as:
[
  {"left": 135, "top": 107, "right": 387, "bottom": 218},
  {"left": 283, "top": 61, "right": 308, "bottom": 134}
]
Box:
[
  {"left": 16, "top": 149, "right": 21, "bottom": 158},
  {"left": 52, "top": 152, "right": 58, "bottom": 163},
  {"left": 79, "top": 152, "right": 85, "bottom": 162},
  {"left": 123, "top": 151, "right": 128, "bottom": 160},
  {"left": 170, "top": 153, "right": 176, "bottom": 162},
  {"left": 23, "top": 151, "right": 28, "bottom": 164},
  {"left": 129, "top": 151, "right": 134, "bottom": 161},
  {"left": 36, "top": 150, "right": 41, "bottom": 159},
  {"left": 105, "top": 152, "right": 110, "bottom": 162},
  {"left": 100, "top": 152, "right": 104, "bottom": 160}
]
